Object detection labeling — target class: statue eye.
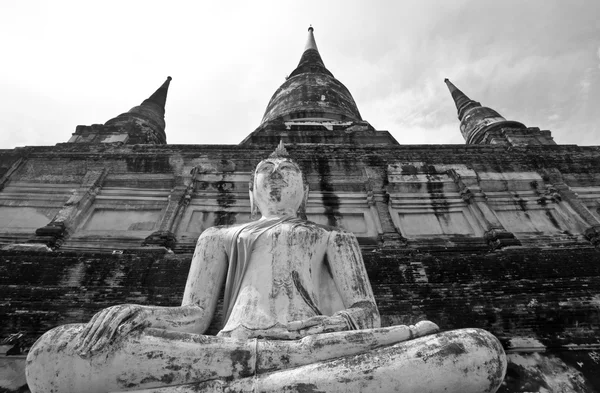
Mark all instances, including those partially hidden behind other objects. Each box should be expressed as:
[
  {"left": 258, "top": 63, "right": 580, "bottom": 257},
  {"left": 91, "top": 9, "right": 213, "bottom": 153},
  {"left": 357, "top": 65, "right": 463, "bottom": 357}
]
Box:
[
  {"left": 279, "top": 163, "right": 298, "bottom": 171},
  {"left": 257, "top": 163, "right": 274, "bottom": 173}
]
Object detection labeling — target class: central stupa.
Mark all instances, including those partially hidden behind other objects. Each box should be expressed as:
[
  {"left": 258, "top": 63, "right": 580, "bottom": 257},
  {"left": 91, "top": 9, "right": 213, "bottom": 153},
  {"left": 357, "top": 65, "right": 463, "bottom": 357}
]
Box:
[{"left": 259, "top": 27, "right": 362, "bottom": 127}]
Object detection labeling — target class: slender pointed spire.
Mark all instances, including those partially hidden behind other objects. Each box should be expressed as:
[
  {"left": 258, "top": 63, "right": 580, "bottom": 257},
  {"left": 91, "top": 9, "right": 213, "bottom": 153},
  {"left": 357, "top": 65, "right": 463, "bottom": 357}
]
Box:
[
  {"left": 104, "top": 76, "right": 173, "bottom": 144},
  {"left": 305, "top": 26, "right": 318, "bottom": 51},
  {"left": 142, "top": 76, "right": 172, "bottom": 109},
  {"left": 444, "top": 78, "right": 480, "bottom": 121},
  {"left": 444, "top": 78, "right": 526, "bottom": 144},
  {"left": 289, "top": 26, "right": 332, "bottom": 78}
]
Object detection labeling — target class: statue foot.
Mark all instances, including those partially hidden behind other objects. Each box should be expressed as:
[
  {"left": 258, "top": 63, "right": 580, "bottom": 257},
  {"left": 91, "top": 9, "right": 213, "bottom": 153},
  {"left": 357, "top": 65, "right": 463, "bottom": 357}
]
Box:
[{"left": 113, "top": 328, "right": 506, "bottom": 393}]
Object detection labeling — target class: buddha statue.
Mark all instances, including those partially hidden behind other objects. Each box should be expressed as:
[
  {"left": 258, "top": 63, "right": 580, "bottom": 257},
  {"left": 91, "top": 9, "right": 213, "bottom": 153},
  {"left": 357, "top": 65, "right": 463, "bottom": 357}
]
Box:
[{"left": 26, "top": 142, "right": 507, "bottom": 393}]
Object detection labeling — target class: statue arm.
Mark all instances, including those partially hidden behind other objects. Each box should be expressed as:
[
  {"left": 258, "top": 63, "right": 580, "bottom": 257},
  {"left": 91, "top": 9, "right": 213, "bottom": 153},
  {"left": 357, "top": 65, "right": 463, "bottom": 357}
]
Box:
[
  {"left": 179, "top": 226, "right": 228, "bottom": 333},
  {"left": 75, "top": 227, "right": 228, "bottom": 356},
  {"left": 326, "top": 230, "right": 381, "bottom": 330},
  {"left": 130, "top": 226, "right": 229, "bottom": 334}
]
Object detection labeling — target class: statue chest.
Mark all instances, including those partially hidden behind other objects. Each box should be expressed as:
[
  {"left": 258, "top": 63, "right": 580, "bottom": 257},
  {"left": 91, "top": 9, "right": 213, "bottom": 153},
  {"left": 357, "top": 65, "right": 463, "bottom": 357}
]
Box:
[
  {"left": 237, "top": 225, "right": 328, "bottom": 312},
  {"left": 250, "top": 225, "right": 326, "bottom": 275}
]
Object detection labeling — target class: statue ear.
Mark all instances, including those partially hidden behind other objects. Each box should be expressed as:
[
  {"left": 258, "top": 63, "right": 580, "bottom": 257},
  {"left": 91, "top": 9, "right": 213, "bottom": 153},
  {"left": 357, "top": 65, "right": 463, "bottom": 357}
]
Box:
[
  {"left": 249, "top": 189, "right": 259, "bottom": 220},
  {"left": 298, "top": 184, "right": 309, "bottom": 220}
]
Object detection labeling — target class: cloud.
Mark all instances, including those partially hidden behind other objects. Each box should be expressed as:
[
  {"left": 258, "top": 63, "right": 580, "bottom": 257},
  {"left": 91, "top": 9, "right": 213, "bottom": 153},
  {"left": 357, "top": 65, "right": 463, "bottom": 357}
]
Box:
[{"left": 1, "top": 0, "right": 600, "bottom": 147}]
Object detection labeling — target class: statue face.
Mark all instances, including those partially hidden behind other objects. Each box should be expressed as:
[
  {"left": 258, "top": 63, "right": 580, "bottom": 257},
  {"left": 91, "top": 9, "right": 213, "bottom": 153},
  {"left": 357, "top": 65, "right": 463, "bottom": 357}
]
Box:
[{"left": 252, "top": 158, "right": 307, "bottom": 217}]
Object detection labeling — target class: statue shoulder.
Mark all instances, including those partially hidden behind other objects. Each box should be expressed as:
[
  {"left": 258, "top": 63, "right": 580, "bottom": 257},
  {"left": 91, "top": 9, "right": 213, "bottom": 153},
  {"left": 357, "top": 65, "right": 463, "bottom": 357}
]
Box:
[
  {"left": 196, "top": 221, "right": 259, "bottom": 244},
  {"left": 298, "top": 220, "right": 357, "bottom": 240},
  {"left": 195, "top": 225, "right": 232, "bottom": 246},
  {"left": 288, "top": 220, "right": 341, "bottom": 236},
  {"left": 324, "top": 227, "right": 360, "bottom": 246}
]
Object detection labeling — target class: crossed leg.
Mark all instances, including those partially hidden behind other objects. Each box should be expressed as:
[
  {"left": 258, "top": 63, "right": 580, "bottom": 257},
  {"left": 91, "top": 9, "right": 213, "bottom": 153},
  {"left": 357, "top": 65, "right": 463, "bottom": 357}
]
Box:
[
  {"left": 26, "top": 321, "right": 439, "bottom": 393},
  {"left": 123, "top": 328, "right": 507, "bottom": 393}
]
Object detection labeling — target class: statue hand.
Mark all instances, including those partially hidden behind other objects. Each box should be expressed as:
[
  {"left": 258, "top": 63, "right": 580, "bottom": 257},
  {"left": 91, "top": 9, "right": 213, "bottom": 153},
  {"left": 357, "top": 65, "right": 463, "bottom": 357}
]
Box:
[
  {"left": 75, "top": 304, "right": 150, "bottom": 357},
  {"left": 286, "top": 315, "right": 348, "bottom": 336}
]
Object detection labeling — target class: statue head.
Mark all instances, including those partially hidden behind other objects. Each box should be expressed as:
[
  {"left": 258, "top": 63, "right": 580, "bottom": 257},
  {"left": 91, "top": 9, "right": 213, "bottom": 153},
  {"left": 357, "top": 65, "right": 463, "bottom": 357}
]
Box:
[{"left": 249, "top": 141, "right": 309, "bottom": 219}]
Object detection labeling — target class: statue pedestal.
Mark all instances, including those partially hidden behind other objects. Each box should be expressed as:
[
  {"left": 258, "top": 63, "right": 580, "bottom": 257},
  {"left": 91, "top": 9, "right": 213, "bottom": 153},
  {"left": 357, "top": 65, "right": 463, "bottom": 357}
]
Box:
[{"left": 111, "top": 328, "right": 506, "bottom": 393}]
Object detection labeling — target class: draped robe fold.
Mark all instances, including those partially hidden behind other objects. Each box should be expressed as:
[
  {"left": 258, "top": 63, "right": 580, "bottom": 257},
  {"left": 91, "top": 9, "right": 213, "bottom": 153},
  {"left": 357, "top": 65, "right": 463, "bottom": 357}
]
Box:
[{"left": 221, "top": 216, "right": 305, "bottom": 325}]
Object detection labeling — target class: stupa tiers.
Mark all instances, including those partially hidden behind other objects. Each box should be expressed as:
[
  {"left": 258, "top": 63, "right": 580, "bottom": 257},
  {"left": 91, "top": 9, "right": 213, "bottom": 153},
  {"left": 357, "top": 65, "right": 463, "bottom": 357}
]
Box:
[
  {"left": 242, "top": 27, "right": 398, "bottom": 146},
  {"left": 1, "top": 27, "right": 600, "bottom": 392}
]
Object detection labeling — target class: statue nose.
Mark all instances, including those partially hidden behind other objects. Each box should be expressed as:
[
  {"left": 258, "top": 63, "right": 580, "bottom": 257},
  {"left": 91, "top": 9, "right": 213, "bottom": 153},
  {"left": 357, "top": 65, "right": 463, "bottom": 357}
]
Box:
[{"left": 270, "top": 170, "right": 284, "bottom": 179}]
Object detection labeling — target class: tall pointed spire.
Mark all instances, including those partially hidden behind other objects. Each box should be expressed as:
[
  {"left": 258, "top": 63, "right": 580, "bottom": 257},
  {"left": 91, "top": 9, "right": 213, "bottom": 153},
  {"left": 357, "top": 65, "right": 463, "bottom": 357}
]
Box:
[
  {"left": 289, "top": 26, "right": 332, "bottom": 79},
  {"left": 142, "top": 76, "right": 172, "bottom": 109},
  {"left": 444, "top": 78, "right": 481, "bottom": 121},
  {"left": 444, "top": 78, "right": 526, "bottom": 145},
  {"left": 305, "top": 26, "right": 318, "bottom": 51},
  {"left": 104, "top": 76, "right": 173, "bottom": 144}
]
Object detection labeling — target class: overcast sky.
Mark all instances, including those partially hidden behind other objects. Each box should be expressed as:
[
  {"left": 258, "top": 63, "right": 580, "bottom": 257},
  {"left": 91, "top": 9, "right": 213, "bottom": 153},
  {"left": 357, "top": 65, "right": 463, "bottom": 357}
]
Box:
[{"left": 1, "top": 0, "right": 599, "bottom": 148}]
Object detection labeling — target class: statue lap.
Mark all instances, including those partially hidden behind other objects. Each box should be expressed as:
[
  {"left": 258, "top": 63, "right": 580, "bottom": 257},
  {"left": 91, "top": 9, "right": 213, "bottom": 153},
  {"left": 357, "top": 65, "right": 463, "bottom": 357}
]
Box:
[{"left": 27, "top": 322, "right": 505, "bottom": 393}]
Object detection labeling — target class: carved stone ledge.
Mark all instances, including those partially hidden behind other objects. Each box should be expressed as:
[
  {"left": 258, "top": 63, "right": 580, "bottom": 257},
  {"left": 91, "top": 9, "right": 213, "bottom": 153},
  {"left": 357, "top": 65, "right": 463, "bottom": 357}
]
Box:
[
  {"left": 35, "top": 222, "right": 67, "bottom": 237},
  {"left": 379, "top": 233, "right": 407, "bottom": 248},
  {"left": 143, "top": 230, "right": 177, "bottom": 249},
  {"left": 33, "top": 222, "right": 68, "bottom": 248},
  {"left": 584, "top": 226, "right": 600, "bottom": 247},
  {"left": 484, "top": 229, "right": 521, "bottom": 249},
  {"left": 1, "top": 243, "right": 52, "bottom": 252},
  {"left": 459, "top": 188, "right": 474, "bottom": 202}
]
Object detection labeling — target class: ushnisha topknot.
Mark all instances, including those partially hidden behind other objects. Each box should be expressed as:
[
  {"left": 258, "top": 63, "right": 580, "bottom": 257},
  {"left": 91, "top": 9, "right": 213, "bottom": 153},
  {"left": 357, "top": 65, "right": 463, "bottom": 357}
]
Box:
[
  {"left": 268, "top": 140, "right": 290, "bottom": 158},
  {"left": 249, "top": 140, "right": 306, "bottom": 191}
]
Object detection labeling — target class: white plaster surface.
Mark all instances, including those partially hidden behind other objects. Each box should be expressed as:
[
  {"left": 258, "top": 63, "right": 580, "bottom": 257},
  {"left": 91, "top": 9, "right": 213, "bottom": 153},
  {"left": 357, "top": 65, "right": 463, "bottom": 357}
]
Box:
[
  {"left": 0, "top": 206, "right": 57, "bottom": 229},
  {"left": 83, "top": 209, "right": 160, "bottom": 231}
]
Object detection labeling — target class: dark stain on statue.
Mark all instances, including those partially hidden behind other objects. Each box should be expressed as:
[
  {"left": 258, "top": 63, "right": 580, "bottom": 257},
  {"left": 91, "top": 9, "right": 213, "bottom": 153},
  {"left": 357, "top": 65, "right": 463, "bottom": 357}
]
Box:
[
  {"left": 484, "top": 357, "right": 505, "bottom": 393},
  {"left": 436, "top": 341, "right": 467, "bottom": 358},
  {"left": 139, "top": 375, "right": 160, "bottom": 385},
  {"left": 160, "top": 373, "right": 175, "bottom": 385},
  {"left": 314, "top": 155, "right": 340, "bottom": 227},
  {"left": 279, "top": 354, "right": 290, "bottom": 365},
  {"left": 286, "top": 382, "right": 326, "bottom": 393},
  {"left": 145, "top": 351, "right": 160, "bottom": 360},
  {"left": 292, "top": 270, "right": 322, "bottom": 316},
  {"left": 165, "top": 362, "right": 183, "bottom": 372},
  {"left": 230, "top": 349, "right": 254, "bottom": 378}
]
